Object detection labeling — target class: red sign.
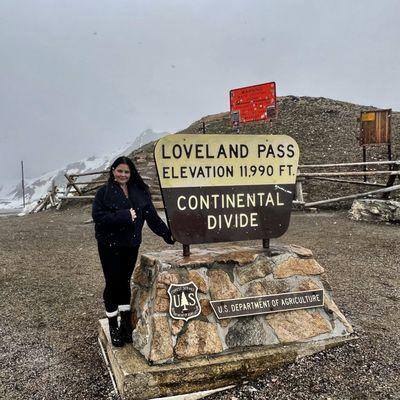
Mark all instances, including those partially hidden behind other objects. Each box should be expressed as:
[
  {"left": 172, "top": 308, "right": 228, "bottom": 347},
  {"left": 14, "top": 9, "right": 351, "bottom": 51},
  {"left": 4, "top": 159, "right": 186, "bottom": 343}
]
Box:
[{"left": 230, "top": 82, "right": 277, "bottom": 124}]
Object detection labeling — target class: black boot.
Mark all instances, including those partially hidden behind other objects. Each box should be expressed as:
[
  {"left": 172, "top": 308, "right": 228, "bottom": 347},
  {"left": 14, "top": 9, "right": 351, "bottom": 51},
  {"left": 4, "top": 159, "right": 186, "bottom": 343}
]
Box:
[
  {"left": 120, "top": 311, "right": 133, "bottom": 343},
  {"left": 108, "top": 316, "right": 123, "bottom": 347}
]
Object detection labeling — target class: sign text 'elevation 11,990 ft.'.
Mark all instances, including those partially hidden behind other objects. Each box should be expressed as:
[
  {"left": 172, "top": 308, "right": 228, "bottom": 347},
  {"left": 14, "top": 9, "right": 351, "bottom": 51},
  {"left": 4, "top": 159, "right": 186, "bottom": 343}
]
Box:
[{"left": 154, "top": 134, "right": 300, "bottom": 245}]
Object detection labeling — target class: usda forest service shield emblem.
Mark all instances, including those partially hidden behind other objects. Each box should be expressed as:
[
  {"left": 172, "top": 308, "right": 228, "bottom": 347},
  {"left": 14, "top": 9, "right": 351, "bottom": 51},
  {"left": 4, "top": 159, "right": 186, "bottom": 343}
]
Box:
[{"left": 168, "top": 282, "right": 201, "bottom": 321}]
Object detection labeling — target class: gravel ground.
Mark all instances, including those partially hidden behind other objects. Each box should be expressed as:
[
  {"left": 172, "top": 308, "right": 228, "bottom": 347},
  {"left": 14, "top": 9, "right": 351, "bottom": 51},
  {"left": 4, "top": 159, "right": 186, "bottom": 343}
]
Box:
[{"left": 0, "top": 205, "right": 399, "bottom": 400}]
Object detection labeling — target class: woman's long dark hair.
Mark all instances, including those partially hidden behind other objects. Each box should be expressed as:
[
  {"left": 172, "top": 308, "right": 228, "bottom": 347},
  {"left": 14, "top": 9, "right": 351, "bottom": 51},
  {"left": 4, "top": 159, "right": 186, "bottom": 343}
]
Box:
[{"left": 108, "top": 156, "right": 149, "bottom": 192}]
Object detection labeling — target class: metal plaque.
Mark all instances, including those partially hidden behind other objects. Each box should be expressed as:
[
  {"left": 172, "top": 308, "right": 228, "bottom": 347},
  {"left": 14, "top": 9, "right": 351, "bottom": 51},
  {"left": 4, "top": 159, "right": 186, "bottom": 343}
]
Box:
[
  {"left": 230, "top": 82, "right": 277, "bottom": 123},
  {"left": 210, "top": 289, "right": 324, "bottom": 319},
  {"left": 154, "top": 134, "right": 300, "bottom": 245},
  {"left": 359, "top": 109, "right": 391, "bottom": 145},
  {"left": 168, "top": 282, "right": 201, "bottom": 321}
]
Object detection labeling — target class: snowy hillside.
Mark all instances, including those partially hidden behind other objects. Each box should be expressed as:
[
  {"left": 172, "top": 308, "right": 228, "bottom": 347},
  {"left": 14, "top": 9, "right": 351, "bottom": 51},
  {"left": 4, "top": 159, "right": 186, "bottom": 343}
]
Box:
[{"left": 0, "top": 129, "right": 168, "bottom": 211}]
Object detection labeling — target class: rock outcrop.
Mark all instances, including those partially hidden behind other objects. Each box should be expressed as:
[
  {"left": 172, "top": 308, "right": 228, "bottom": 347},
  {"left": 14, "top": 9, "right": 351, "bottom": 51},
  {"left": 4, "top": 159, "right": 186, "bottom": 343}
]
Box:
[{"left": 350, "top": 199, "right": 400, "bottom": 222}]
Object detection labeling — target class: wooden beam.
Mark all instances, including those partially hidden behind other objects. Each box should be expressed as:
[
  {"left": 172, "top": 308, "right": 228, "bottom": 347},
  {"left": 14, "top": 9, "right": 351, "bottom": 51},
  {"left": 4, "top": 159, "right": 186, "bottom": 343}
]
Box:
[
  {"left": 34, "top": 193, "right": 51, "bottom": 213},
  {"left": 49, "top": 181, "right": 57, "bottom": 207},
  {"left": 299, "top": 160, "right": 400, "bottom": 168},
  {"left": 81, "top": 184, "right": 103, "bottom": 194},
  {"left": 305, "top": 176, "right": 386, "bottom": 187},
  {"left": 64, "top": 174, "right": 82, "bottom": 195},
  {"left": 295, "top": 180, "right": 304, "bottom": 202},
  {"left": 73, "top": 180, "right": 108, "bottom": 185},
  {"left": 56, "top": 185, "right": 71, "bottom": 210},
  {"left": 304, "top": 183, "right": 400, "bottom": 207},
  {"left": 30, "top": 199, "right": 43, "bottom": 213},
  {"left": 299, "top": 170, "right": 400, "bottom": 178},
  {"left": 69, "top": 170, "right": 108, "bottom": 177},
  {"left": 58, "top": 195, "right": 95, "bottom": 199}
]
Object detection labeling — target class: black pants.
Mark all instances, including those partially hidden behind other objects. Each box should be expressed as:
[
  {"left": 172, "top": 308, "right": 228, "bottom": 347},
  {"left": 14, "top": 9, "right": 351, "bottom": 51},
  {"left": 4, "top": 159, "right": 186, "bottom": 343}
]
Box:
[{"left": 97, "top": 242, "right": 139, "bottom": 314}]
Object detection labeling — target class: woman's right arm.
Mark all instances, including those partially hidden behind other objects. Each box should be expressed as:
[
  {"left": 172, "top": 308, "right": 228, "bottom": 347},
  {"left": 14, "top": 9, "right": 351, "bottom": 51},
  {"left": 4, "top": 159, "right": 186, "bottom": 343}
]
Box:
[{"left": 92, "top": 188, "right": 134, "bottom": 227}]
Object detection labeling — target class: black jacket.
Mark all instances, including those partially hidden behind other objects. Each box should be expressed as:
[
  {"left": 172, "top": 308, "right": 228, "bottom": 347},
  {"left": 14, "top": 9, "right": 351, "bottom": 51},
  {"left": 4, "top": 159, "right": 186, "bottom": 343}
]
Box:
[{"left": 92, "top": 181, "right": 171, "bottom": 247}]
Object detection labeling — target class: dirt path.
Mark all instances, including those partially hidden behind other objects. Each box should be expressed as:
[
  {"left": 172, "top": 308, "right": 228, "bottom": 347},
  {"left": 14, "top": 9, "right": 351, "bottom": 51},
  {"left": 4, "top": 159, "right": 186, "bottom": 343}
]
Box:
[{"left": 0, "top": 207, "right": 399, "bottom": 399}]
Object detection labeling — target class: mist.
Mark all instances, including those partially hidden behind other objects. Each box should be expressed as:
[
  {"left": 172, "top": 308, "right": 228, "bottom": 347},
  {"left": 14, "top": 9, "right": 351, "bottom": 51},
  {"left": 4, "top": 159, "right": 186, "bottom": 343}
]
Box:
[{"left": 1, "top": 0, "right": 399, "bottom": 183}]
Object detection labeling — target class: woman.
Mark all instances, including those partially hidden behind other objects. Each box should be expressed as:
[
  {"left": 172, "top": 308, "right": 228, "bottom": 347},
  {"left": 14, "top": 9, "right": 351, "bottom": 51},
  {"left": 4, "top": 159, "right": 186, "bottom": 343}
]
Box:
[{"left": 92, "top": 156, "right": 174, "bottom": 347}]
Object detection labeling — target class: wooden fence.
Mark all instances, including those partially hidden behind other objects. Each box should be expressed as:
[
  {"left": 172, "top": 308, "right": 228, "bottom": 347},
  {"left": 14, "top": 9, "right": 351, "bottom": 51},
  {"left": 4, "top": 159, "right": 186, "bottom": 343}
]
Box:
[
  {"left": 295, "top": 160, "right": 400, "bottom": 208},
  {"left": 56, "top": 171, "right": 107, "bottom": 210}
]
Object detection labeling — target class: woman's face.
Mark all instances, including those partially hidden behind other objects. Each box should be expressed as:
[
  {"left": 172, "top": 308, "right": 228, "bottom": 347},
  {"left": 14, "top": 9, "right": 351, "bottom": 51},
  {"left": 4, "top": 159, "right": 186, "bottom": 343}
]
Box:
[{"left": 112, "top": 163, "right": 131, "bottom": 185}]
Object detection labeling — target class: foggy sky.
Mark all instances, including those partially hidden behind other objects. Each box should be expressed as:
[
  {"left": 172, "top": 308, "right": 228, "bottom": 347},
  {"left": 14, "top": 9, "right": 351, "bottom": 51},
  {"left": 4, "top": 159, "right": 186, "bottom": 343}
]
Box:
[{"left": 1, "top": 0, "right": 399, "bottom": 183}]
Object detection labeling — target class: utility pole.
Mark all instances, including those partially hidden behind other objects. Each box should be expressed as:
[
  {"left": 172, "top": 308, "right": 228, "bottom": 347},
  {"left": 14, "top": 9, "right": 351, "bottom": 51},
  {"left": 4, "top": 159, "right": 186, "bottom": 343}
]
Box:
[{"left": 21, "top": 160, "right": 26, "bottom": 208}]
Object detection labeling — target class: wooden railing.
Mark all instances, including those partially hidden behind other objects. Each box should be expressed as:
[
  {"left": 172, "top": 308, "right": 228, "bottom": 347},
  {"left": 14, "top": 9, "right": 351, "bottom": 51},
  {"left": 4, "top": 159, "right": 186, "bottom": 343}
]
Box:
[{"left": 295, "top": 160, "right": 400, "bottom": 208}]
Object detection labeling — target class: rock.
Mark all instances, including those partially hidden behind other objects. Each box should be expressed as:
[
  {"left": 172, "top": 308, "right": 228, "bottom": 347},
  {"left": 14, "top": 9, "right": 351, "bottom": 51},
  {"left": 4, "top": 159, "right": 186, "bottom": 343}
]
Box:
[
  {"left": 320, "top": 273, "right": 333, "bottom": 291},
  {"left": 235, "top": 256, "right": 274, "bottom": 284},
  {"left": 175, "top": 254, "right": 217, "bottom": 268},
  {"left": 226, "top": 318, "right": 278, "bottom": 348},
  {"left": 350, "top": 199, "right": 400, "bottom": 223},
  {"left": 267, "top": 310, "right": 332, "bottom": 343},
  {"left": 132, "top": 318, "right": 149, "bottom": 350},
  {"left": 274, "top": 257, "right": 324, "bottom": 278},
  {"left": 171, "top": 320, "right": 185, "bottom": 336},
  {"left": 246, "top": 279, "right": 290, "bottom": 296},
  {"left": 131, "top": 308, "right": 138, "bottom": 330},
  {"left": 208, "top": 269, "right": 241, "bottom": 300},
  {"left": 324, "top": 297, "right": 354, "bottom": 334},
  {"left": 133, "top": 263, "right": 152, "bottom": 287},
  {"left": 297, "top": 279, "right": 323, "bottom": 291},
  {"left": 289, "top": 244, "right": 313, "bottom": 258},
  {"left": 149, "top": 316, "right": 173, "bottom": 362},
  {"left": 200, "top": 299, "right": 213, "bottom": 316},
  {"left": 131, "top": 285, "right": 139, "bottom": 303},
  {"left": 215, "top": 250, "right": 259, "bottom": 265},
  {"left": 140, "top": 254, "right": 157, "bottom": 269},
  {"left": 217, "top": 318, "right": 231, "bottom": 328},
  {"left": 130, "top": 286, "right": 139, "bottom": 329},
  {"left": 157, "top": 271, "right": 180, "bottom": 288},
  {"left": 175, "top": 321, "right": 223, "bottom": 359},
  {"left": 188, "top": 271, "right": 208, "bottom": 293},
  {"left": 154, "top": 288, "right": 169, "bottom": 313},
  {"left": 139, "top": 289, "right": 150, "bottom": 311}
]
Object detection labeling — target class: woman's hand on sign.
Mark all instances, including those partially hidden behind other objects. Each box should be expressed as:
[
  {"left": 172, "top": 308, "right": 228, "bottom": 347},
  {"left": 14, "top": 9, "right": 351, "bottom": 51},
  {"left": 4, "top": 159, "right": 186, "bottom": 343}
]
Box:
[
  {"left": 130, "top": 208, "right": 137, "bottom": 222},
  {"left": 163, "top": 232, "right": 176, "bottom": 245}
]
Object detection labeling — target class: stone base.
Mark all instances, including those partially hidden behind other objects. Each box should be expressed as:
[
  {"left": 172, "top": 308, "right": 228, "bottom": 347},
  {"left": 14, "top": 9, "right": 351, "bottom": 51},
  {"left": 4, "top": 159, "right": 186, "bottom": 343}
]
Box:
[
  {"left": 131, "top": 244, "right": 353, "bottom": 364},
  {"left": 99, "top": 318, "right": 355, "bottom": 399},
  {"left": 350, "top": 199, "right": 400, "bottom": 223}
]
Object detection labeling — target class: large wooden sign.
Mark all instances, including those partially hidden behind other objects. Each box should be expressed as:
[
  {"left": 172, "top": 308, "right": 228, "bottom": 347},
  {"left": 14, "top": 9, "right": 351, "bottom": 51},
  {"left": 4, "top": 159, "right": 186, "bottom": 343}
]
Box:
[
  {"left": 154, "top": 134, "right": 299, "bottom": 245},
  {"left": 230, "top": 82, "right": 277, "bottom": 123},
  {"left": 359, "top": 109, "right": 391, "bottom": 145}
]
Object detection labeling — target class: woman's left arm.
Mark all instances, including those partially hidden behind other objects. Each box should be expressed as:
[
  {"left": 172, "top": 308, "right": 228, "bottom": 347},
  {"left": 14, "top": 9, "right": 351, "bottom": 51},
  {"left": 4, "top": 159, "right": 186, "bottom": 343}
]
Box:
[{"left": 143, "top": 195, "right": 175, "bottom": 244}]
